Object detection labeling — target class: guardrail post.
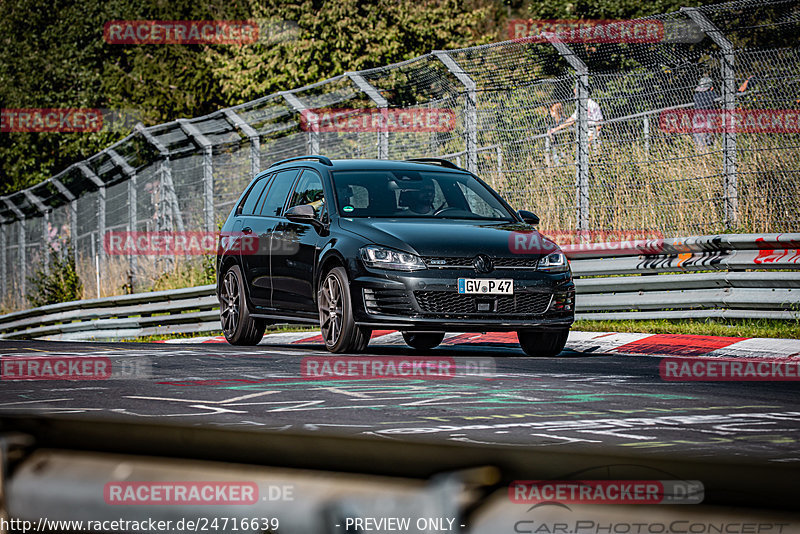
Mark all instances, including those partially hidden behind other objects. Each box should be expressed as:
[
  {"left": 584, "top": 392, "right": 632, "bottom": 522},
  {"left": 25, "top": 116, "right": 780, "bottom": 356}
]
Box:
[
  {"left": 546, "top": 33, "right": 590, "bottom": 235},
  {"left": 682, "top": 7, "right": 738, "bottom": 228},
  {"left": 347, "top": 73, "right": 389, "bottom": 159},
  {"left": 78, "top": 163, "right": 106, "bottom": 278},
  {"left": 433, "top": 51, "right": 477, "bottom": 174},
  {"left": 178, "top": 120, "right": 215, "bottom": 233},
  {"left": 281, "top": 91, "right": 320, "bottom": 155},
  {"left": 223, "top": 109, "right": 262, "bottom": 178},
  {"left": 3, "top": 200, "right": 26, "bottom": 300}
]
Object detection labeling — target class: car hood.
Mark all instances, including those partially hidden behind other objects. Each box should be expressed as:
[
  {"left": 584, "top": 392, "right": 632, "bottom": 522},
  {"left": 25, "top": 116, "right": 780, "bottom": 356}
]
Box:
[{"left": 337, "top": 218, "right": 556, "bottom": 258}]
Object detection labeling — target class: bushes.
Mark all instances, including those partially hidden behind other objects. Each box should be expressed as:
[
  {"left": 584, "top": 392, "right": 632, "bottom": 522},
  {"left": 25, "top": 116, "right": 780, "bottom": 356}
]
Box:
[{"left": 27, "top": 243, "right": 83, "bottom": 307}]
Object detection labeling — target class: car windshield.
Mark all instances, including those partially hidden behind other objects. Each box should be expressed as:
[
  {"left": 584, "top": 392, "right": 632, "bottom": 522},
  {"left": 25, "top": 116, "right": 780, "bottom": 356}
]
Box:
[{"left": 331, "top": 169, "right": 515, "bottom": 220}]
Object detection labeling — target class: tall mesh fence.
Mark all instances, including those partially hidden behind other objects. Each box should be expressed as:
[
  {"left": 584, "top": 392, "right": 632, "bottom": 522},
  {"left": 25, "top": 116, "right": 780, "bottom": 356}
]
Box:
[{"left": 1, "top": 0, "right": 798, "bottom": 310}]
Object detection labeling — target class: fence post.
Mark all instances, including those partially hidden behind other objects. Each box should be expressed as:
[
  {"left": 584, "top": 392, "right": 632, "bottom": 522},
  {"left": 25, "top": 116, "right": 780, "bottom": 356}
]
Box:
[
  {"left": 682, "top": 7, "right": 738, "bottom": 228},
  {"left": 643, "top": 114, "right": 651, "bottom": 155},
  {"left": 136, "top": 124, "right": 183, "bottom": 234},
  {"left": 433, "top": 51, "right": 477, "bottom": 174},
  {"left": 107, "top": 149, "right": 138, "bottom": 288},
  {"left": 223, "top": 109, "right": 262, "bottom": 178},
  {"left": 281, "top": 91, "right": 320, "bottom": 154},
  {"left": 347, "top": 73, "right": 389, "bottom": 159},
  {"left": 3, "top": 200, "right": 25, "bottom": 300},
  {"left": 178, "top": 120, "right": 215, "bottom": 233},
  {"left": 78, "top": 163, "right": 106, "bottom": 277},
  {"left": 496, "top": 145, "right": 503, "bottom": 189},
  {"left": 0, "top": 221, "right": 5, "bottom": 303},
  {"left": 546, "top": 33, "right": 590, "bottom": 235},
  {"left": 50, "top": 176, "right": 78, "bottom": 265},
  {"left": 23, "top": 190, "right": 50, "bottom": 273}
]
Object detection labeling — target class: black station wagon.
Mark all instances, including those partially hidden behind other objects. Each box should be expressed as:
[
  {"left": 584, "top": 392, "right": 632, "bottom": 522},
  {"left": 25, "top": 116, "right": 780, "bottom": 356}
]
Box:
[{"left": 216, "top": 156, "right": 574, "bottom": 356}]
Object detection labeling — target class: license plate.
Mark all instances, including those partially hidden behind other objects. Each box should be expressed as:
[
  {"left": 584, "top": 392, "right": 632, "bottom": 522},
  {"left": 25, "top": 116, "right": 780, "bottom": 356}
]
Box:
[{"left": 458, "top": 278, "right": 513, "bottom": 295}]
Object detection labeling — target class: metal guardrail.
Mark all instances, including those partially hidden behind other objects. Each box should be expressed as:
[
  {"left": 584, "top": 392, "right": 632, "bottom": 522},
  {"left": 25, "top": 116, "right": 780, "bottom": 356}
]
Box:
[
  {"left": 0, "top": 233, "right": 797, "bottom": 340},
  {"left": 0, "top": 284, "right": 219, "bottom": 341}
]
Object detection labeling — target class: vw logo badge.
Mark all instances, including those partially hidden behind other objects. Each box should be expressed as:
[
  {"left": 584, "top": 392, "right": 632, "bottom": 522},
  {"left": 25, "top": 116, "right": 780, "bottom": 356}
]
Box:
[{"left": 473, "top": 254, "right": 493, "bottom": 273}]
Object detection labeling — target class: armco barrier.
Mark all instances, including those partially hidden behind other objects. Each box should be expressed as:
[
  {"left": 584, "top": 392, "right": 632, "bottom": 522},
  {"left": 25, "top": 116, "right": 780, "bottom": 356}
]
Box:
[
  {"left": 0, "top": 233, "right": 797, "bottom": 341},
  {"left": 571, "top": 233, "right": 800, "bottom": 321}
]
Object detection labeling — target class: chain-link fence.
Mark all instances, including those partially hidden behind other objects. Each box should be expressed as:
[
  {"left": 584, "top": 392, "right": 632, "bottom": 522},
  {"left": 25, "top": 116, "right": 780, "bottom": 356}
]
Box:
[{"left": 1, "top": 0, "right": 798, "bottom": 310}]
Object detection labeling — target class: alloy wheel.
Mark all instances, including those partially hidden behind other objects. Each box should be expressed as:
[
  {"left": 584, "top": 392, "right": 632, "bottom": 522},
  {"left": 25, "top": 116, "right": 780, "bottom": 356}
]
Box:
[
  {"left": 220, "top": 269, "right": 240, "bottom": 336},
  {"left": 319, "top": 273, "right": 344, "bottom": 347}
]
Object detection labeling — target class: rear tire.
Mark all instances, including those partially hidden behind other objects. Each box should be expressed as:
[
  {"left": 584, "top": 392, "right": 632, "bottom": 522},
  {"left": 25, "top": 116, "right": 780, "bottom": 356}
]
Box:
[
  {"left": 402, "top": 331, "right": 445, "bottom": 351},
  {"left": 220, "top": 265, "right": 266, "bottom": 345},
  {"left": 518, "top": 329, "right": 569, "bottom": 357},
  {"left": 318, "top": 266, "right": 370, "bottom": 353}
]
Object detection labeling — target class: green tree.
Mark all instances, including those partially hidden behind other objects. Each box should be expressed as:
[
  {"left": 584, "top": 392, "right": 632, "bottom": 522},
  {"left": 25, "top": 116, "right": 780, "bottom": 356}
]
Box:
[{"left": 205, "top": 0, "right": 496, "bottom": 105}]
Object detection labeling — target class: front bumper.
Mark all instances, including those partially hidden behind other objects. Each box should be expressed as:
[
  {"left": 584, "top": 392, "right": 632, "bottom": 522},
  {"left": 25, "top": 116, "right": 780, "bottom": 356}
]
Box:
[{"left": 350, "top": 266, "right": 575, "bottom": 332}]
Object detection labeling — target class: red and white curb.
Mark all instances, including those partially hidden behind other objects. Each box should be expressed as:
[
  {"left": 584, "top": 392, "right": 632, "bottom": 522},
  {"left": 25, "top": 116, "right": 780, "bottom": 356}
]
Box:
[{"left": 158, "top": 330, "right": 800, "bottom": 359}]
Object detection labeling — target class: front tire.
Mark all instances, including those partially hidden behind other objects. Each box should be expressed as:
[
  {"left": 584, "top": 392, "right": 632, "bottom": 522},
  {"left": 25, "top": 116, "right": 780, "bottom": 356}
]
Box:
[
  {"left": 220, "top": 264, "right": 266, "bottom": 345},
  {"left": 402, "top": 331, "right": 445, "bottom": 351},
  {"left": 318, "top": 266, "right": 370, "bottom": 353},
  {"left": 518, "top": 329, "right": 569, "bottom": 357}
]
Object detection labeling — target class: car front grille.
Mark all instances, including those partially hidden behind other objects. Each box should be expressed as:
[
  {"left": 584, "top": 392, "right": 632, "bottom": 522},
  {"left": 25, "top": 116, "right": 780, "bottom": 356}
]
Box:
[
  {"left": 363, "top": 288, "right": 414, "bottom": 316},
  {"left": 414, "top": 291, "right": 552, "bottom": 316},
  {"left": 424, "top": 256, "right": 538, "bottom": 269}
]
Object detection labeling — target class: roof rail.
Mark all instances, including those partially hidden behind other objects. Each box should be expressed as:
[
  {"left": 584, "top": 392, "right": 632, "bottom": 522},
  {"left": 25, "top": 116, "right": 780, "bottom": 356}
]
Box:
[
  {"left": 269, "top": 155, "right": 333, "bottom": 168},
  {"left": 404, "top": 158, "right": 462, "bottom": 170}
]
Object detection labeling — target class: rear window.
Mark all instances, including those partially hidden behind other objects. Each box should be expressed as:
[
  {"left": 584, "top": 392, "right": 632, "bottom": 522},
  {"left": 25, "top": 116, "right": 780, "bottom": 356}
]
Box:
[
  {"left": 259, "top": 169, "right": 299, "bottom": 217},
  {"left": 240, "top": 175, "right": 271, "bottom": 215}
]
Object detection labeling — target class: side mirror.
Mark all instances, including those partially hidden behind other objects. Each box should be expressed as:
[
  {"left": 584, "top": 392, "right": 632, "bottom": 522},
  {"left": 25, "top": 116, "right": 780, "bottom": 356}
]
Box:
[
  {"left": 518, "top": 210, "right": 540, "bottom": 225},
  {"left": 285, "top": 204, "right": 315, "bottom": 222},
  {"left": 286, "top": 204, "right": 327, "bottom": 234}
]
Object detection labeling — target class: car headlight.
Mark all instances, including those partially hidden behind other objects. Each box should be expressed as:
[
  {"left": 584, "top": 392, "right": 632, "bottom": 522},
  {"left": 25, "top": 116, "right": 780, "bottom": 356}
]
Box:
[
  {"left": 537, "top": 251, "right": 569, "bottom": 272},
  {"left": 360, "top": 245, "right": 426, "bottom": 271}
]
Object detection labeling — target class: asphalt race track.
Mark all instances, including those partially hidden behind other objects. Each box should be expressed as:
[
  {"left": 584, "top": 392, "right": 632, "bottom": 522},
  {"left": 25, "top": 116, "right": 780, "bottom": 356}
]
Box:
[{"left": 1, "top": 335, "right": 799, "bottom": 463}]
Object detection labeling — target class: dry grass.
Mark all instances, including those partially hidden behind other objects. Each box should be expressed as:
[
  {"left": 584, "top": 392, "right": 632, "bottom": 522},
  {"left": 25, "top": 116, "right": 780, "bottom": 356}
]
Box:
[{"left": 494, "top": 134, "right": 799, "bottom": 235}]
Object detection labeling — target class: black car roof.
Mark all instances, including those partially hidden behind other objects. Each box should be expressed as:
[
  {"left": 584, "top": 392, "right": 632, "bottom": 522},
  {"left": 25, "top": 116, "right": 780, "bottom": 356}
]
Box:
[{"left": 262, "top": 158, "right": 470, "bottom": 177}]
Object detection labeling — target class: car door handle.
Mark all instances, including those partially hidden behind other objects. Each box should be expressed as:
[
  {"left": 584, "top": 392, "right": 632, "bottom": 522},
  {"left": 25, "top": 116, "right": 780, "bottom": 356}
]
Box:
[{"left": 241, "top": 227, "right": 252, "bottom": 234}]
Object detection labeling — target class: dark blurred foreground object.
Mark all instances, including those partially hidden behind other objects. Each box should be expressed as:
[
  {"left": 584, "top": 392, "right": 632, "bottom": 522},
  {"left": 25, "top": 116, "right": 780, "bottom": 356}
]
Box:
[{"left": 0, "top": 415, "right": 798, "bottom": 533}]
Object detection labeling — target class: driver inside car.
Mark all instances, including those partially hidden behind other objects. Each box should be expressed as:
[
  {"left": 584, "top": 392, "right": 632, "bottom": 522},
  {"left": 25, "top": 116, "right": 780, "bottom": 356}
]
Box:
[{"left": 404, "top": 183, "right": 437, "bottom": 215}]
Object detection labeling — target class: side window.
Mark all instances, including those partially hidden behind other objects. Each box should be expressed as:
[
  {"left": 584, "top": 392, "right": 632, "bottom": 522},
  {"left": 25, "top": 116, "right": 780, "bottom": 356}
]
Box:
[
  {"left": 240, "top": 175, "right": 271, "bottom": 215},
  {"left": 258, "top": 169, "right": 299, "bottom": 217},
  {"left": 287, "top": 170, "right": 325, "bottom": 219}
]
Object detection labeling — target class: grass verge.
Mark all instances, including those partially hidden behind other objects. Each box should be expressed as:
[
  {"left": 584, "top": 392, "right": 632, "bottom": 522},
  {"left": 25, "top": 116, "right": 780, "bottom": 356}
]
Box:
[
  {"left": 122, "top": 325, "right": 317, "bottom": 343},
  {"left": 573, "top": 318, "right": 800, "bottom": 339}
]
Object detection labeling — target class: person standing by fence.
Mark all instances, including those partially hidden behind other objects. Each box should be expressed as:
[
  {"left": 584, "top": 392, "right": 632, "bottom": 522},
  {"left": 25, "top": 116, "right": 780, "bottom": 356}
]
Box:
[
  {"left": 548, "top": 86, "right": 604, "bottom": 149},
  {"left": 692, "top": 75, "right": 717, "bottom": 148}
]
